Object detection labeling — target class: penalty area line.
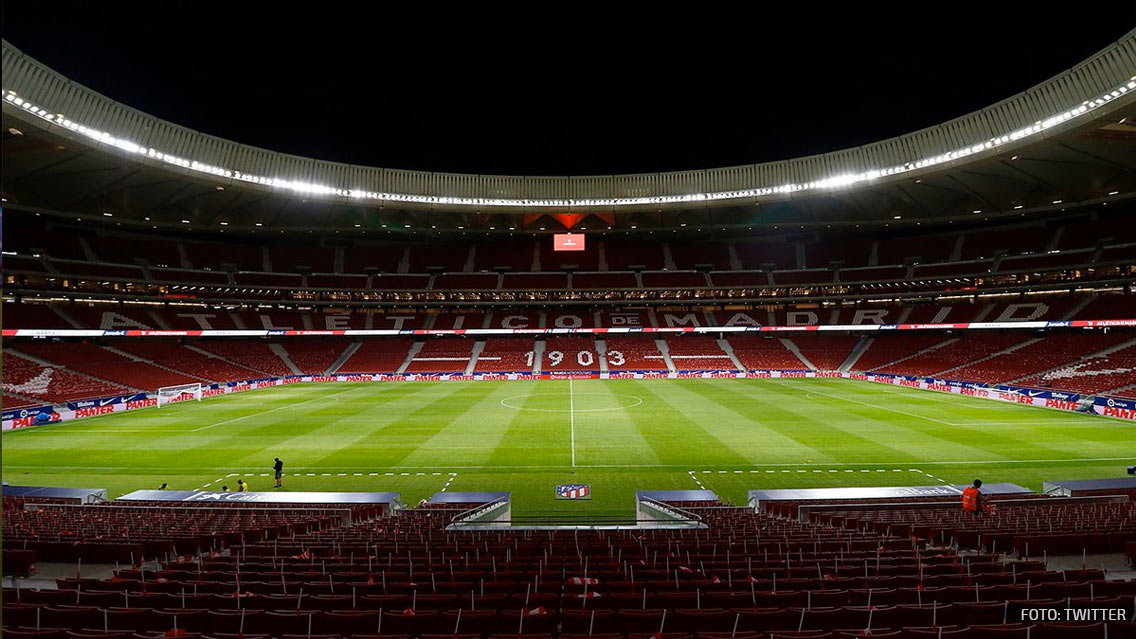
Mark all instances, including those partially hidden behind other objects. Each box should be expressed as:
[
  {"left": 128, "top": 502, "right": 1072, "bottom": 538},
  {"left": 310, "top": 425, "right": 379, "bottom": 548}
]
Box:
[{"left": 189, "top": 385, "right": 368, "bottom": 432}]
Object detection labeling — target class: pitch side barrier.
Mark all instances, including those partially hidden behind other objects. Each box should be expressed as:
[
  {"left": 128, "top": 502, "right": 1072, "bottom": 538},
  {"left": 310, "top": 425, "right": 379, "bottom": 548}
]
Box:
[
  {"left": 3, "top": 317, "right": 1136, "bottom": 339},
  {"left": 6, "top": 370, "right": 1135, "bottom": 431}
]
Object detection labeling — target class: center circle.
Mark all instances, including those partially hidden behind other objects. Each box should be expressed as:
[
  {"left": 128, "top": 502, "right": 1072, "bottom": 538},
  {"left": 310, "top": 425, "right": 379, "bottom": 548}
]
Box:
[{"left": 499, "top": 392, "right": 644, "bottom": 413}]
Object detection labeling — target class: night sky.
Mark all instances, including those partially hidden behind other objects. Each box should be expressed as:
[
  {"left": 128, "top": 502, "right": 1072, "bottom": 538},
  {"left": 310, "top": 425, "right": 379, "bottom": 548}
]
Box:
[{"left": 4, "top": 4, "right": 1133, "bottom": 176}]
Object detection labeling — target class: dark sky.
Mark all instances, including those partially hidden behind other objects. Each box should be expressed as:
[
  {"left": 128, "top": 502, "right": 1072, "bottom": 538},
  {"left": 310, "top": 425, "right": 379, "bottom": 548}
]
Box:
[{"left": 4, "top": 4, "right": 1133, "bottom": 176}]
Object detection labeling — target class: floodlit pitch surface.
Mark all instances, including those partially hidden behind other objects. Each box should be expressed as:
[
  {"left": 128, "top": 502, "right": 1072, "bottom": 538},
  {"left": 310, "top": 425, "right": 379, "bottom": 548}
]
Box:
[{"left": 4, "top": 378, "right": 1133, "bottom": 519}]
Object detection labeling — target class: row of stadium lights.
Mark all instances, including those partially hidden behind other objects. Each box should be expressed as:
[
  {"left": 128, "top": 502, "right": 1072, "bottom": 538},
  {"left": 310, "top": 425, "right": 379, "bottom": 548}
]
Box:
[{"left": 4, "top": 79, "right": 1135, "bottom": 208}]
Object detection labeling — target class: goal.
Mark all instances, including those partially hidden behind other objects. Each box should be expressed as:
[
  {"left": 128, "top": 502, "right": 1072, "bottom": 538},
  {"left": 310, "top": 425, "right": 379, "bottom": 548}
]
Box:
[{"left": 157, "top": 383, "right": 203, "bottom": 407}]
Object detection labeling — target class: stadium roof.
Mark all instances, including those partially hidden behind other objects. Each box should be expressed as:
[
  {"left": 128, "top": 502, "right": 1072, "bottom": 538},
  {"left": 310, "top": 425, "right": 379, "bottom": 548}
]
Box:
[{"left": 2, "top": 34, "right": 1136, "bottom": 234}]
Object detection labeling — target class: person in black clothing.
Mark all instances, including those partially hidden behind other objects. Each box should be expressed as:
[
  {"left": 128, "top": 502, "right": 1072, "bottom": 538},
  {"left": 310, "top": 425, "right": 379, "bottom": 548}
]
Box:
[{"left": 274, "top": 458, "right": 284, "bottom": 488}]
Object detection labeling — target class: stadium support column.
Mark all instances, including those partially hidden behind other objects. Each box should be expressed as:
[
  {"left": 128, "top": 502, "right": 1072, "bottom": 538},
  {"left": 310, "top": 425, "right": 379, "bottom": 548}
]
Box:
[
  {"left": 662, "top": 243, "right": 676, "bottom": 270},
  {"left": 325, "top": 342, "right": 360, "bottom": 375},
  {"left": 717, "top": 339, "right": 746, "bottom": 373},
  {"left": 656, "top": 339, "right": 677, "bottom": 373},
  {"left": 270, "top": 344, "right": 302, "bottom": 375},
  {"left": 396, "top": 342, "right": 423, "bottom": 375},
  {"left": 465, "top": 341, "right": 485, "bottom": 376},
  {"left": 727, "top": 243, "right": 742, "bottom": 270},
  {"left": 530, "top": 340, "right": 545, "bottom": 375},
  {"left": 839, "top": 337, "right": 873, "bottom": 372},
  {"left": 780, "top": 338, "right": 816, "bottom": 371}
]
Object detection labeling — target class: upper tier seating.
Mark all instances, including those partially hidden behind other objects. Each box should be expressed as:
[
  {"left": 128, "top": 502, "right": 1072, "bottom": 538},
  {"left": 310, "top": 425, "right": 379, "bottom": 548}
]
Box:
[
  {"left": 604, "top": 240, "right": 665, "bottom": 270},
  {"left": 734, "top": 240, "right": 796, "bottom": 270},
  {"left": 88, "top": 234, "right": 181, "bottom": 267},
  {"left": 183, "top": 239, "right": 263, "bottom": 271},
  {"left": 472, "top": 239, "right": 534, "bottom": 271},
  {"left": 431, "top": 272, "right": 499, "bottom": 290},
  {"left": 2, "top": 302, "right": 73, "bottom": 329},
  {"left": 341, "top": 245, "right": 403, "bottom": 273},
  {"left": 962, "top": 226, "right": 1056, "bottom": 260},
  {"left": 804, "top": 239, "right": 873, "bottom": 269},
  {"left": 669, "top": 241, "right": 734, "bottom": 270},
  {"left": 572, "top": 271, "right": 639, "bottom": 288},
  {"left": 641, "top": 271, "right": 708, "bottom": 288},
  {"left": 407, "top": 244, "right": 469, "bottom": 272},
  {"left": 268, "top": 246, "right": 335, "bottom": 272}
]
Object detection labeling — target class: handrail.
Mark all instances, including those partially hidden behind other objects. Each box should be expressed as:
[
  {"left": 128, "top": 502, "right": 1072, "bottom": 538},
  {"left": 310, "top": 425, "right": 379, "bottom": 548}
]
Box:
[{"left": 448, "top": 495, "right": 509, "bottom": 525}]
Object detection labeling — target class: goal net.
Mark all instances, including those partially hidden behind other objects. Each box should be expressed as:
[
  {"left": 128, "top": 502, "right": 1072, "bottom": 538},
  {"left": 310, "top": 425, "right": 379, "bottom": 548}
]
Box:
[{"left": 157, "top": 383, "right": 203, "bottom": 407}]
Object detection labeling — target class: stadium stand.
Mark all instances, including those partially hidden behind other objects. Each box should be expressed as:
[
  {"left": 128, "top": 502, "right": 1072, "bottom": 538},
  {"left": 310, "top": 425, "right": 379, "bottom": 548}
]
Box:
[
  {"left": 2, "top": 350, "right": 129, "bottom": 404},
  {"left": 665, "top": 335, "right": 737, "bottom": 372},
  {"left": 285, "top": 340, "right": 355, "bottom": 375},
  {"left": 334, "top": 339, "right": 414, "bottom": 374},
  {"left": 474, "top": 338, "right": 537, "bottom": 373},
  {"left": 943, "top": 332, "right": 1130, "bottom": 385},
  {"left": 850, "top": 334, "right": 957, "bottom": 372},
  {"left": 1017, "top": 339, "right": 1136, "bottom": 397},
  {"left": 12, "top": 341, "right": 200, "bottom": 389},
  {"left": 4, "top": 497, "right": 1133, "bottom": 638},
  {"left": 791, "top": 335, "right": 862, "bottom": 371},
  {"left": 541, "top": 336, "right": 601, "bottom": 373},
  {"left": 668, "top": 240, "right": 734, "bottom": 270},
  {"left": 402, "top": 339, "right": 474, "bottom": 374},
  {"left": 727, "top": 336, "right": 807, "bottom": 370},
  {"left": 115, "top": 342, "right": 266, "bottom": 383},
  {"left": 196, "top": 341, "right": 294, "bottom": 377},
  {"left": 874, "top": 334, "right": 1031, "bottom": 377},
  {"left": 808, "top": 499, "right": 1136, "bottom": 554},
  {"left": 602, "top": 336, "right": 670, "bottom": 371}
]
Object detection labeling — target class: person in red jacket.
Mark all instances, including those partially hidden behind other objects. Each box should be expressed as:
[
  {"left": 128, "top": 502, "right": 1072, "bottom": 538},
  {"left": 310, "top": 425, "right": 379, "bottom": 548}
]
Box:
[{"left": 961, "top": 479, "right": 988, "bottom": 515}]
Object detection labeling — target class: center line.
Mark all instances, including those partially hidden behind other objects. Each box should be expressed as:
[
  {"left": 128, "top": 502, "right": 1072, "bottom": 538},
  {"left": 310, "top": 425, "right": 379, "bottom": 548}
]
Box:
[{"left": 569, "top": 378, "right": 576, "bottom": 467}]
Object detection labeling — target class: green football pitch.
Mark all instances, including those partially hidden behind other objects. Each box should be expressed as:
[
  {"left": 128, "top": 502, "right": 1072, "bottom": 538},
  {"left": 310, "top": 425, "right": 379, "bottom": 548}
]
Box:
[{"left": 3, "top": 378, "right": 1133, "bottom": 520}]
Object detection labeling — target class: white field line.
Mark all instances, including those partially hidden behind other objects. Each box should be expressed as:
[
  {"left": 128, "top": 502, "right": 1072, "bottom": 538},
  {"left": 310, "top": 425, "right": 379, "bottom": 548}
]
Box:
[
  {"left": 440, "top": 472, "right": 458, "bottom": 492},
  {"left": 14, "top": 456, "right": 1130, "bottom": 473},
  {"left": 190, "top": 385, "right": 368, "bottom": 432},
  {"left": 791, "top": 383, "right": 955, "bottom": 425},
  {"left": 569, "top": 378, "right": 576, "bottom": 468}
]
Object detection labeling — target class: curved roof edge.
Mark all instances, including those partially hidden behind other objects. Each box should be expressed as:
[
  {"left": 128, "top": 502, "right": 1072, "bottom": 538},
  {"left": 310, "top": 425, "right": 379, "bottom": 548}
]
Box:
[{"left": 3, "top": 34, "right": 1135, "bottom": 210}]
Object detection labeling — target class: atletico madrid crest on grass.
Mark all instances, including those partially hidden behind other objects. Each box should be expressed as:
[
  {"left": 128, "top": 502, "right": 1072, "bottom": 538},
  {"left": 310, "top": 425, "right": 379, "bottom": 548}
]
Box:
[{"left": 555, "top": 484, "right": 591, "bottom": 500}]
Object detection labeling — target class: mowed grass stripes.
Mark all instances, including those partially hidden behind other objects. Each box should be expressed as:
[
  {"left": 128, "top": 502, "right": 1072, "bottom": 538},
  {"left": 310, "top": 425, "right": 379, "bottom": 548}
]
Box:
[{"left": 3, "top": 378, "right": 1133, "bottom": 516}]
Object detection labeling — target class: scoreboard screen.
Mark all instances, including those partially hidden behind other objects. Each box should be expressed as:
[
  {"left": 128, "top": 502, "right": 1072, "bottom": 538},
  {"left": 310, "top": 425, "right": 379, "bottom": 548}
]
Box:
[{"left": 553, "top": 233, "right": 585, "bottom": 252}]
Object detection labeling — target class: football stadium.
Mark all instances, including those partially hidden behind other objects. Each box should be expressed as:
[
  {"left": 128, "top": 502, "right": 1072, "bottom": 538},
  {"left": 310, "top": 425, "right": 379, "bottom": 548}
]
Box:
[{"left": 3, "top": 12, "right": 1136, "bottom": 639}]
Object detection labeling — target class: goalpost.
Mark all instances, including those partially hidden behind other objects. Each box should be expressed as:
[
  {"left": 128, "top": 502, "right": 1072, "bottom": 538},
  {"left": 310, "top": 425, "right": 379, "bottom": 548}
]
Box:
[{"left": 157, "top": 383, "right": 203, "bottom": 407}]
